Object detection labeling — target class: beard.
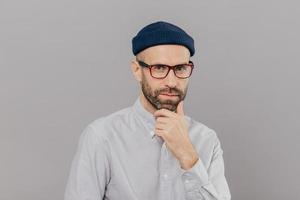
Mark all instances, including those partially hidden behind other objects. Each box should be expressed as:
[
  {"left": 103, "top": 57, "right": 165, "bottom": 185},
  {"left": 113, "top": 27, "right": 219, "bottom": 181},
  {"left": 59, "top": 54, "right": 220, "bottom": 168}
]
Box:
[{"left": 140, "top": 76, "right": 188, "bottom": 112}]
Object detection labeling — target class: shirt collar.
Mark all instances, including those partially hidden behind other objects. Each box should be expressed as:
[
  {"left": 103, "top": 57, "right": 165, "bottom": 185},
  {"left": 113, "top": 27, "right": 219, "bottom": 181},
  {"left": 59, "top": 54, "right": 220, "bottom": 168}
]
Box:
[{"left": 132, "top": 96, "right": 156, "bottom": 138}]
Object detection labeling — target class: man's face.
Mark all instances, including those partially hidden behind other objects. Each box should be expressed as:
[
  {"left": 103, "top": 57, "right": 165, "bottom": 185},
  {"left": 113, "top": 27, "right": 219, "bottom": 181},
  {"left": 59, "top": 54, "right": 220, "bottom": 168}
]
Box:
[{"left": 137, "top": 45, "right": 191, "bottom": 112}]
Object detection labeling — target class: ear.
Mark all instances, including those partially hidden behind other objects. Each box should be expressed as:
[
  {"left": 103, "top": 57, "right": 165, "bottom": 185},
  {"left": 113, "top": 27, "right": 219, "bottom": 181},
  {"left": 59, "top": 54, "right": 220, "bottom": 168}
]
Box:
[{"left": 131, "top": 59, "right": 142, "bottom": 82}]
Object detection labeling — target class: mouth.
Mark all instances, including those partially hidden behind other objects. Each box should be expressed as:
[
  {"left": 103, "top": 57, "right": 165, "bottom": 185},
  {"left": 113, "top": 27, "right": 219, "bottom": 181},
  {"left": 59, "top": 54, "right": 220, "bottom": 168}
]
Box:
[{"left": 159, "top": 93, "right": 179, "bottom": 97}]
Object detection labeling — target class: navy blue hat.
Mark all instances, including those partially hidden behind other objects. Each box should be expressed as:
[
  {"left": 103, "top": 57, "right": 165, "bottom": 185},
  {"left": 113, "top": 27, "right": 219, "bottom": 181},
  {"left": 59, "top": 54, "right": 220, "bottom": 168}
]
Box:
[{"left": 132, "top": 21, "right": 195, "bottom": 56}]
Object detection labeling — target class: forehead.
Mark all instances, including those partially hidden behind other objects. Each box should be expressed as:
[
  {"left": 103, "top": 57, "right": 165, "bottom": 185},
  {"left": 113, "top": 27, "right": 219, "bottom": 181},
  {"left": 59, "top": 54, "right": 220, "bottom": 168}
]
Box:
[{"left": 138, "top": 44, "right": 190, "bottom": 65}]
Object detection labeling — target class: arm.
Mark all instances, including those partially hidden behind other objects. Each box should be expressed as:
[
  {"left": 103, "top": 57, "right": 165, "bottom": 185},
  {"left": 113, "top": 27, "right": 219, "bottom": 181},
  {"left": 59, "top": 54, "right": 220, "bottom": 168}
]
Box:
[
  {"left": 64, "top": 125, "right": 110, "bottom": 200},
  {"left": 181, "top": 135, "right": 231, "bottom": 200}
]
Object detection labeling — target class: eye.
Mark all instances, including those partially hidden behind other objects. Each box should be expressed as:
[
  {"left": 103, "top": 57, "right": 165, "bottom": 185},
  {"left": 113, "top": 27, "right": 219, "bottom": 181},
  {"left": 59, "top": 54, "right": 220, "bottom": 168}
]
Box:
[{"left": 175, "top": 65, "right": 188, "bottom": 71}]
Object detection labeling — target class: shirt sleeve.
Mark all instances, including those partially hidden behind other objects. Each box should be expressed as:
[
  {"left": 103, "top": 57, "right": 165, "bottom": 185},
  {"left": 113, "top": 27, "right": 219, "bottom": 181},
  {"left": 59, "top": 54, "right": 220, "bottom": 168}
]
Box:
[
  {"left": 181, "top": 134, "right": 231, "bottom": 200},
  {"left": 64, "top": 125, "right": 111, "bottom": 200}
]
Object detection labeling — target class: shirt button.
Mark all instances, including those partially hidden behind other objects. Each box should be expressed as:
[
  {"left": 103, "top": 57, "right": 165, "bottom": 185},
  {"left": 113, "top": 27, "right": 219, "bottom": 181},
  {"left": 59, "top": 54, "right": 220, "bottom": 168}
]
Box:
[{"left": 163, "top": 174, "right": 168, "bottom": 179}]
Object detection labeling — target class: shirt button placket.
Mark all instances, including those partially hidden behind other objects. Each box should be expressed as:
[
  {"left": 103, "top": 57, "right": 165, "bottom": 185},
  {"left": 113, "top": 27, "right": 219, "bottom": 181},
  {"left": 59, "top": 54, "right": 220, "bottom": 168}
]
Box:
[{"left": 159, "top": 142, "right": 172, "bottom": 200}]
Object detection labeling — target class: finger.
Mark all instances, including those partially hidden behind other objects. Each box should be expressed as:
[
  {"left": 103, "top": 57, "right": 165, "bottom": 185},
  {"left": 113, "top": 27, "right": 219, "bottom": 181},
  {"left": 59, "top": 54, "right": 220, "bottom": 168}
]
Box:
[
  {"left": 156, "top": 116, "right": 169, "bottom": 124},
  {"left": 154, "top": 129, "right": 166, "bottom": 139},
  {"left": 176, "top": 101, "right": 185, "bottom": 116},
  {"left": 155, "top": 122, "right": 165, "bottom": 130},
  {"left": 154, "top": 109, "right": 176, "bottom": 119}
]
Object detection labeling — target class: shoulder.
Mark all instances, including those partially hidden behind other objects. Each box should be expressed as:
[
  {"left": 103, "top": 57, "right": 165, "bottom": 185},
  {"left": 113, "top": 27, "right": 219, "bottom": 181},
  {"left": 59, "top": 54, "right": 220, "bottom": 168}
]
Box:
[
  {"left": 184, "top": 116, "right": 225, "bottom": 159},
  {"left": 185, "top": 115, "right": 219, "bottom": 143},
  {"left": 83, "top": 106, "right": 133, "bottom": 141}
]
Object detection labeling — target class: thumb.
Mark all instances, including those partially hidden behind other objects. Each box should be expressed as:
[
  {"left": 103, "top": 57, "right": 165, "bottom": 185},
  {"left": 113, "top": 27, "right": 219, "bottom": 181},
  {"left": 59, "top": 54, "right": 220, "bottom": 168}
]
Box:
[{"left": 176, "top": 101, "right": 185, "bottom": 116}]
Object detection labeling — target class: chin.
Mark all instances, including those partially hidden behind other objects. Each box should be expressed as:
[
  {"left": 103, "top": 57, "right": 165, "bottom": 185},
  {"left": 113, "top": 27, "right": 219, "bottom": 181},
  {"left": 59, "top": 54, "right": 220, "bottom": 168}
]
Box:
[{"left": 160, "top": 104, "right": 176, "bottom": 111}]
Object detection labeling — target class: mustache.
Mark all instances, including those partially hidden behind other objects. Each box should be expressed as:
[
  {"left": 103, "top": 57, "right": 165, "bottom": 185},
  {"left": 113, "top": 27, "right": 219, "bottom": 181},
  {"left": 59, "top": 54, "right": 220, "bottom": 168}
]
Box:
[{"left": 155, "top": 87, "right": 183, "bottom": 96}]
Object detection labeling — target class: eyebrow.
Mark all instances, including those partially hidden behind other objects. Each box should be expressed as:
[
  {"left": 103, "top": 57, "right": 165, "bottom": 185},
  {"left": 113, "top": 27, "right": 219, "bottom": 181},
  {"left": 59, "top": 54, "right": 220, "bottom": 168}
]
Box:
[{"left": 151, "top": 62, "right": 189, "bottom": 66}]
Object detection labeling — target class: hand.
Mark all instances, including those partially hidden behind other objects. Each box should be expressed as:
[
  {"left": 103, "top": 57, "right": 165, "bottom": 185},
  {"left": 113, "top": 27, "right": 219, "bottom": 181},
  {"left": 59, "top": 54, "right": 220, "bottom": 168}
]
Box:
[{"left": 153, "top": 101, "right": 199, "bottom": 170}]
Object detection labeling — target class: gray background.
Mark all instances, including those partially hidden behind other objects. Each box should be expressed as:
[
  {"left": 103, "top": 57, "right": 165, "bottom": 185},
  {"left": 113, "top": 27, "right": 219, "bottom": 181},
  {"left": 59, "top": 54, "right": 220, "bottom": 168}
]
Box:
[{"left": 1, "top": 0, "right": 299, "bottom": 199}]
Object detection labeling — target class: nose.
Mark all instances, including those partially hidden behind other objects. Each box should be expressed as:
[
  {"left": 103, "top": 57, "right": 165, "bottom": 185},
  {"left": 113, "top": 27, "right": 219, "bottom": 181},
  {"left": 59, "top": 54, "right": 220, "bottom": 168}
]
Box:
[{"left": 164, "top": 69, "right": 177, "bottom": 88}]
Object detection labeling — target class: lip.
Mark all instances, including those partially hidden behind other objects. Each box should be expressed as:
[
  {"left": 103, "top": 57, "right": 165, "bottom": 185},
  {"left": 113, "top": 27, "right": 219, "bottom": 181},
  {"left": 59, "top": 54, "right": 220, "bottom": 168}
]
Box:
[{"left": 160, "top": 93, "right": 179, "bottom": 97}]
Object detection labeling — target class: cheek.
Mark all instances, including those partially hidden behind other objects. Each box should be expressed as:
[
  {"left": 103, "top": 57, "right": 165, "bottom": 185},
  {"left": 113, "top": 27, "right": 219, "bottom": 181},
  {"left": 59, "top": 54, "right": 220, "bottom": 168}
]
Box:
[
  {"left": 149, "top": 83, "right": 162, "bottom": 95},
  {"left": 142, "top": 76, "right": 155, "bottom": 93},
  {"left": 181, "top": 80, "right": 189, "bottom": 89},
  {"left": 143, "top": 74, "right": 162, "bottom": 91}
]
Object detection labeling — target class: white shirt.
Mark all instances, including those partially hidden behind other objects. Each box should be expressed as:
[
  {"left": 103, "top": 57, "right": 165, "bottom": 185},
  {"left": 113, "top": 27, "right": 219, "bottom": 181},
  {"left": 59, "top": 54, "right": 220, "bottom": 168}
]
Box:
[{"left": 64, "top": 96, "right": 231, "bottom": 200}]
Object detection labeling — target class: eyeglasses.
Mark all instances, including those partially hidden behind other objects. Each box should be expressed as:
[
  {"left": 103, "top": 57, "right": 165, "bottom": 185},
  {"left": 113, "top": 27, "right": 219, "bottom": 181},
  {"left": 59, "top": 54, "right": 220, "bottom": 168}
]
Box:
[{"left": 136, "top": 59, "right": 194, "bottom": 79}]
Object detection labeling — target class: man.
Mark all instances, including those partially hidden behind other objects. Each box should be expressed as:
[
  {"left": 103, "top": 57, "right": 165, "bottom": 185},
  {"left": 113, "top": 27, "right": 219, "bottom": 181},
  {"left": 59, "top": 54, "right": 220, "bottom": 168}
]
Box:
[{"left": 64, "top": 21, "right": 231, "bottom": 200}]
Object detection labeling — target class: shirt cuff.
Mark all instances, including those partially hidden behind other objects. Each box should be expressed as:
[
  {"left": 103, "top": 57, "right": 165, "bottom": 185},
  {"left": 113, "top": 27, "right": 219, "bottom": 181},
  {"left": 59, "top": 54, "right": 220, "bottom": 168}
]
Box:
[{"left": 180, "top": 158, "right": 209, "bottom": 190}]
